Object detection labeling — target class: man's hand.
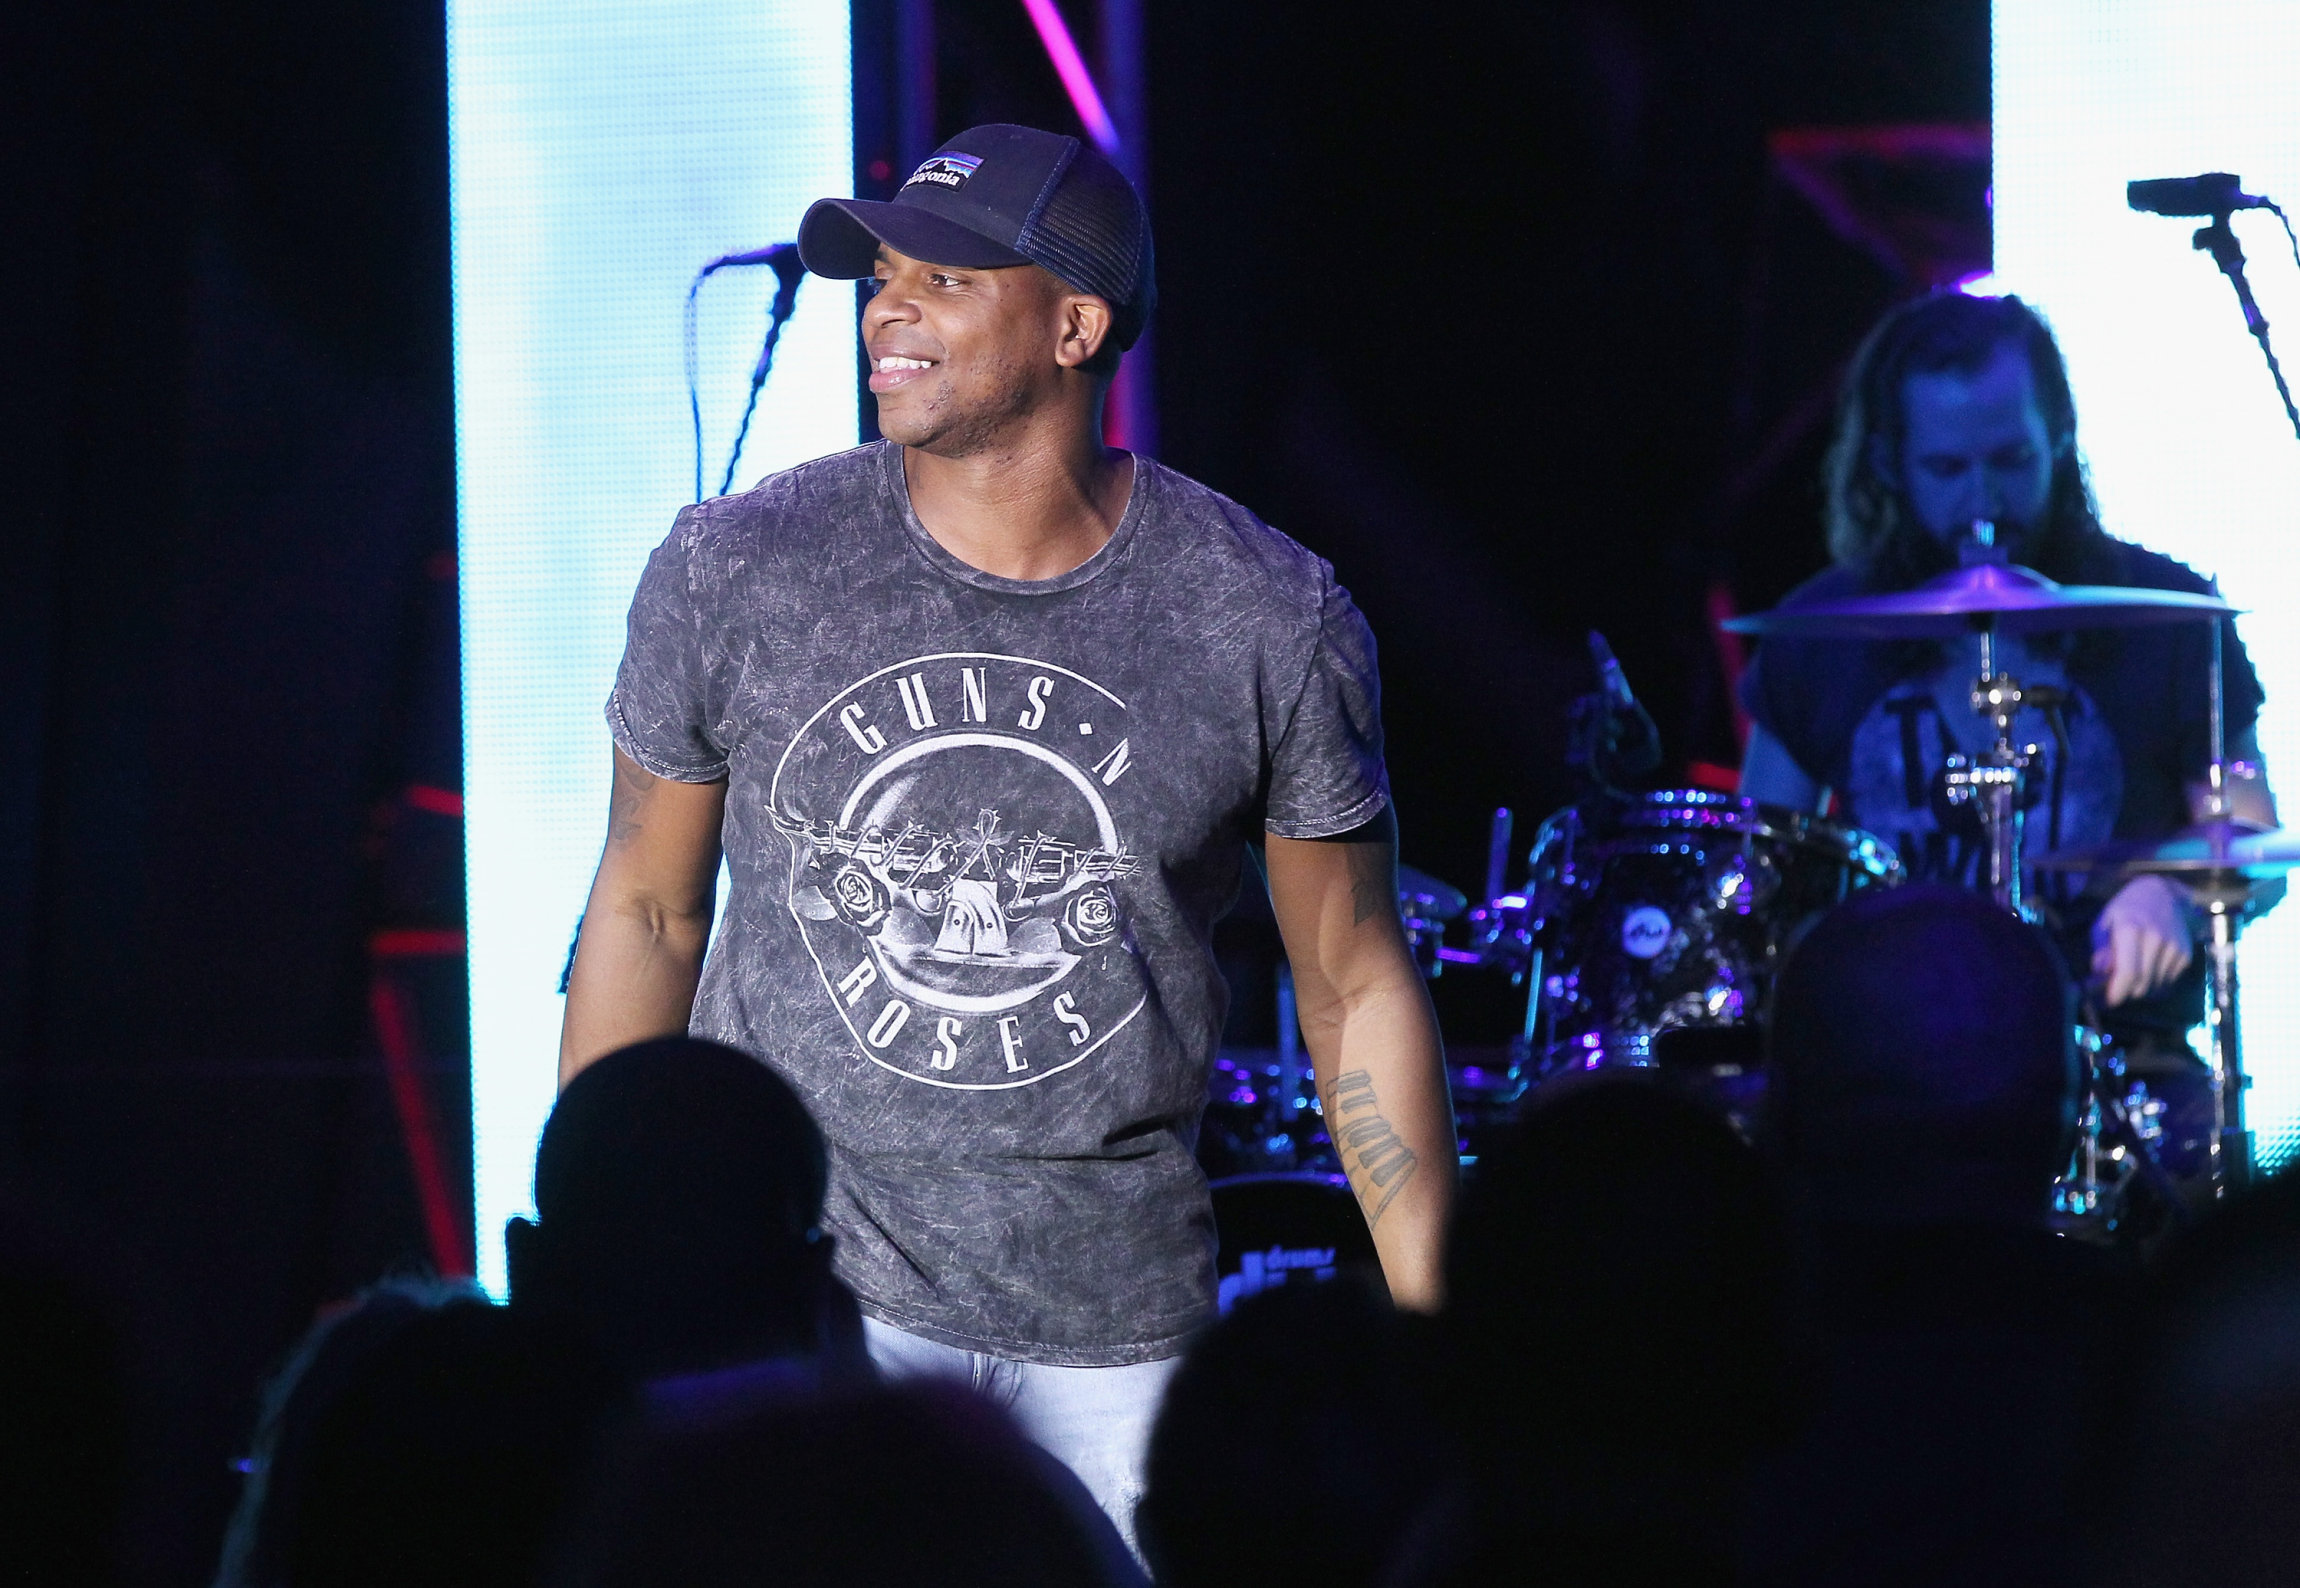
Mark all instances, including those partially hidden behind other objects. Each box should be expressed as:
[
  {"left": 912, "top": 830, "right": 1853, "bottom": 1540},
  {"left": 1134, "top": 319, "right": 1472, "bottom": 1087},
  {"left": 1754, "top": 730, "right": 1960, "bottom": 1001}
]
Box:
[
  {"left": 2092, "top": 874, "right": 2194, "bottom": 1007},
  {"left": 1263, "top": 815, "right": 1457, "bottom": 1311},
  {"left": 559, "top": 750, "right": 728, "bottom": 1086}
]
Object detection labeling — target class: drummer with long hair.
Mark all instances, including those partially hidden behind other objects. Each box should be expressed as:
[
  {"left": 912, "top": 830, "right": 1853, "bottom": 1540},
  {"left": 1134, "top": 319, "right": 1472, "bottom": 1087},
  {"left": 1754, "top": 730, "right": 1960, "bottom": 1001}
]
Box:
[{"left": 1738, "top": 292, "right": 2276, "bottom": 1048}]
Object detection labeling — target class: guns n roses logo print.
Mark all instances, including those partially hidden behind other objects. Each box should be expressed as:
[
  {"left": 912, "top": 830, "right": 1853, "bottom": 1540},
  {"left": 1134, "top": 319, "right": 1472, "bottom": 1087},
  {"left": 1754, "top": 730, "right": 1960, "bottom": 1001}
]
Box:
[{"left": 769, "top": 653, "right": 1149, "bottom": 1090}]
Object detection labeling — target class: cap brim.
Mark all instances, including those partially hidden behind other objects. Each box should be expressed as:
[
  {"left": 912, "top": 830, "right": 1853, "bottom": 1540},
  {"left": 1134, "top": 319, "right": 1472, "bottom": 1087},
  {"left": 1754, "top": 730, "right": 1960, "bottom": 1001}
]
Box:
[{"left": 797, "top": 197, "right": 1034, "bottom": 278}]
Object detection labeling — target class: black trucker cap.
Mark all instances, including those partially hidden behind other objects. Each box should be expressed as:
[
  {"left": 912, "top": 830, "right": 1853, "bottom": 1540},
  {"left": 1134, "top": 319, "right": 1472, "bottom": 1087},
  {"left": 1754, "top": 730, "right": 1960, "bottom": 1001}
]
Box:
[{"left": 798, "top": 123, "right": 1155, "bottom": 350}]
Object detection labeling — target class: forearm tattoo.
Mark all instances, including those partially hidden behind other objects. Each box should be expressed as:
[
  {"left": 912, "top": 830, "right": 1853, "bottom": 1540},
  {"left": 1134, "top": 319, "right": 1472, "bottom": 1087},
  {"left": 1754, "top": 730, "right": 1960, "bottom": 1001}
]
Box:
[
  {"left": 1325, "top": 1067, "right": 1420, "bottom": 1228},
  {"left": 609, "top": 757, "right": 659, "bottom": 843}
]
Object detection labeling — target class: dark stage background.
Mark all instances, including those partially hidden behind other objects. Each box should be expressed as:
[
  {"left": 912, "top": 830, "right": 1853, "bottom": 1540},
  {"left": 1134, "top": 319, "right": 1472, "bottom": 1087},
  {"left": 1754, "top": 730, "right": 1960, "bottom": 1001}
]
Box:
[{"left": 0, "top": 2, "right": 1983, "bottom": 1579}]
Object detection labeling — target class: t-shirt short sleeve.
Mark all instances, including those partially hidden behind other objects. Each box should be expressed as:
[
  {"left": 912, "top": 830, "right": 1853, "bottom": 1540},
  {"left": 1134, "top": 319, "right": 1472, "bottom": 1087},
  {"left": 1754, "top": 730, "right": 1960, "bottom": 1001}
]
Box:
[
  {"left": 605, "top": 508, "right": 733, "bottom": 783},
  {"left": 1738, "top": 643, "right": 1829, "bottom": 783},
  {"left": 1263, "top": 567, "right": 1390, "bottom": 839}
]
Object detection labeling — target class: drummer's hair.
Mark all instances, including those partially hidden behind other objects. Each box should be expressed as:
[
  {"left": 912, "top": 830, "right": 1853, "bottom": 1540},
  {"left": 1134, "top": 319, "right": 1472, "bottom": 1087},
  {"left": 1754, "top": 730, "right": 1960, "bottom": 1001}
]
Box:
[{"left": 1824, "top": 292, "right": 2111, "bottom": 586}]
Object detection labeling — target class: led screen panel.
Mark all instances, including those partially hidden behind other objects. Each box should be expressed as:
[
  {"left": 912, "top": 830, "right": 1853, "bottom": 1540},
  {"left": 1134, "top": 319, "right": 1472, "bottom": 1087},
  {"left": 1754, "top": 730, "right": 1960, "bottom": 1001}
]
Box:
[
  {"left": 449, "top": 0, "right": 855, "bottom": 1291},
  {"left": 1996, "top": 1, "right": 2300, "bottom": 1167}
]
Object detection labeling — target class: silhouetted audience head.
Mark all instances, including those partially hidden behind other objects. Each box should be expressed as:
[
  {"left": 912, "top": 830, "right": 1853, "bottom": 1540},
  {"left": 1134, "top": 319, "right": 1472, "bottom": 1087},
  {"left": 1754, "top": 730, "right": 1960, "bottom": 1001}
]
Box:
[
  {"left": 508, "top": 1037, "right": 853, "bottom": 1380},
  {"left": 0, "top": 1204, "right": 127, "bottom": 1587},
  {"left": 1431, "top": 1074, "right": 1796, "bottom": 1577},
  {"left": 560, "top": 1380, "right": 1137, "bottom": 1588},
  {"left": 2102, "top": 1167, "right": 2300, "bottom": 1586},
  {"left": 1768, "top": 883, "right": 2077, "bottom": 1225},
  {"left": 1140, "top": 1275, "right": 1450, "bottom": 1588},
  {"left": 217, "top": 1279, "right": 625, "bottom": 1588}
]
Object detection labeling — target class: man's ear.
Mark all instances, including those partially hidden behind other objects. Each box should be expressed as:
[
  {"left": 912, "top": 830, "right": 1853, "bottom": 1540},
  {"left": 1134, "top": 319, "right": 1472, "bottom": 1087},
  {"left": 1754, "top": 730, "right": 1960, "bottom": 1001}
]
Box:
[
  {"left": 1055, "top": 294, "right": 1115, "bottom": 371},
  {"left": 504, "top": 1215, "right": 541, "bottom": 1302}
]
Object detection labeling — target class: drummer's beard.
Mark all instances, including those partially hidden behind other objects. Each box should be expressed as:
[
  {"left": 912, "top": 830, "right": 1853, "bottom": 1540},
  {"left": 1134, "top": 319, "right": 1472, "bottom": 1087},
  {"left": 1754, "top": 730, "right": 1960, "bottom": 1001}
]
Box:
[{"left": 1880, "top": 502, "right": 2061, "bottom": 590}]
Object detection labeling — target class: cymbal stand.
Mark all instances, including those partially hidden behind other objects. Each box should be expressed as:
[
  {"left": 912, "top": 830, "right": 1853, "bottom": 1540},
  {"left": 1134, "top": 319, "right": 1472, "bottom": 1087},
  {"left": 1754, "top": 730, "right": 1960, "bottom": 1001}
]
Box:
[
  {"left": 1941, "top": 614, "right": 2040, "bottom": 920},
  {"left": 2193, "top": 616, "right": 2251, "bottom": 1194},
  {"left": 1934, "top": 527, "right": 2040, "bottom": 918},
  {"left": 2195, "top": 867, "right": 2250, "bottom": 1195}
]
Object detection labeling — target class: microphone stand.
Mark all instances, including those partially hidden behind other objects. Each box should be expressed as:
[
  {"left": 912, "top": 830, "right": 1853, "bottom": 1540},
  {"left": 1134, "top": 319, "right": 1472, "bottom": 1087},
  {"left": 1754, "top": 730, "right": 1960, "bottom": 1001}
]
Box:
[
  {"left": 2192, "top": 209, "right": 2300, "bottom": 443},
  {"left": 718, "top": 260, "right": 806, "bottom": 496}
]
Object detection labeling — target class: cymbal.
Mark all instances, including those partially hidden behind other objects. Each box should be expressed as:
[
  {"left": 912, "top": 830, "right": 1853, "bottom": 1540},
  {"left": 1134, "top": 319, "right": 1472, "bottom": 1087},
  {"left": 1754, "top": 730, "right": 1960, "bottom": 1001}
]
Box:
[
  {"left": 2034, "top": 819, "right": 2300, "bottom": 879},
  {"left": 1723, "top": 562, "right": 2237, "bottom": 639},
  {"left": 1398, "top": 864, "right": 1468, "bottom": 921}
]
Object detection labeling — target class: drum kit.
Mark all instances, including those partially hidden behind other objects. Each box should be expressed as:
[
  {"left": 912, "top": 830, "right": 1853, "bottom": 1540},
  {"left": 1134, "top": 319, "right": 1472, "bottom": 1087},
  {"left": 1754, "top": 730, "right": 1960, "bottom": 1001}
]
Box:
[{"left": 1208, "top": 523, "right": 2300, "bottom": 1295}]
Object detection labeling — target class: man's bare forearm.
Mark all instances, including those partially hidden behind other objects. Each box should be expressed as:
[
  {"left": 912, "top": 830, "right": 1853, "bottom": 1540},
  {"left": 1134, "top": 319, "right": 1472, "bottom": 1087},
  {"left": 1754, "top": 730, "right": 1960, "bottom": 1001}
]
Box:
[
  {"left": 1257, "top": 827, "right": 1460, "bottom": 1307},
  {"left": 1301, "top": 973, "right": 1456, "bottom": 1311},
  {"left": 558, "top": 752, "right": 727, "bottom": 1087}
]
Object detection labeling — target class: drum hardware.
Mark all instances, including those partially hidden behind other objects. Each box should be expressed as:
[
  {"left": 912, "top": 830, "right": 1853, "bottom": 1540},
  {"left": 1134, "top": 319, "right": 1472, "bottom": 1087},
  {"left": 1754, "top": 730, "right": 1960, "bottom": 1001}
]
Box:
[
  {"left": 1200, "top": 859, "right": 1489, "bottom": 1181},
  {"left": 2053, "top": 1027, "right": 2205, "bottom": 1236},
  {"left": 1424, "top": 789, "right": 1897, "bottom": 1122},
  {"left": 1720, "top": 523, "right": 2238, "bottom": 918},
  {"left": 1569, "top": 632, "right": 1664, "bottom": 796},
  {"left": 1275, "top": 965, "right": 1304, "bottom": 1128},
  {"left": 2034, "top": 616, "right": 2295, "bottom": 1198},
  {"left": 1722, "top": 519, "right": 2235, "bottom": 920},
  {"left": 1397, "top": 863, "right": 1469, "bottom": 979},
  {"left": 2036, "top": 819, "right": 2300, "bottom": 1199},
  {"left": 1483, "top": 806, "right": 1514, "bottom": 907},
  {"left": 1511, "top": 790, "right": 1899, "bottom": 1084},
  {"left": 1964, "top": 612, "right": 2038, "bottom": 918},
  {"left": 1727, "top": 527, "right": 2261, "bottom": 1195}
]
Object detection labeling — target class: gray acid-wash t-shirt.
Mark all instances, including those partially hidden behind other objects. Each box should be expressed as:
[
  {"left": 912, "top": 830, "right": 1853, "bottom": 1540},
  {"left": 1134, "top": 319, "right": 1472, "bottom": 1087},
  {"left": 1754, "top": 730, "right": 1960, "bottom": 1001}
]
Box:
[{"left": 607, "top": 440, "right": 1388, "bottom": 1365}]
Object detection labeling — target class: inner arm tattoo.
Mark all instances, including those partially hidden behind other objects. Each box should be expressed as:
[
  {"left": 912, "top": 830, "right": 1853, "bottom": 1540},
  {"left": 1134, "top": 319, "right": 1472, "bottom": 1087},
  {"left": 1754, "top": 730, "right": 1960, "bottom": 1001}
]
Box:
[
  {"left": 609, "top": 757, "right": 659, "bottom": 843},
  {"left": 1345, "top": 842, "right": 1392, "bottom": 926},
  {"left": 1324, "top": 1067, "right": 1420, "bottom": 1228}
]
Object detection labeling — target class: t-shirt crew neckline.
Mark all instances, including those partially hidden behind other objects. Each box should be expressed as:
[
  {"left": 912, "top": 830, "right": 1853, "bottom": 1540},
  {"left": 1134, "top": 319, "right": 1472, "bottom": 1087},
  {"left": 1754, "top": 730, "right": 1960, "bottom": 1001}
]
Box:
[{"left": 882, "top": 438, "right": 1146, "bottom": 596}]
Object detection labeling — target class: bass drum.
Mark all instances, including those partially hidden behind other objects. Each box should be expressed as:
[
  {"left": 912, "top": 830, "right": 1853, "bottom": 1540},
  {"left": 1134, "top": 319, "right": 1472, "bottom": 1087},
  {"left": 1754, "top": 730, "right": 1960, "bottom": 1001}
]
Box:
[
  {"left": 1529, "top": 790, "right": 1900, "bottom": 1084},
  {"left": 1209, "top": 1173, "right": 1381, "bottom": 1314}
]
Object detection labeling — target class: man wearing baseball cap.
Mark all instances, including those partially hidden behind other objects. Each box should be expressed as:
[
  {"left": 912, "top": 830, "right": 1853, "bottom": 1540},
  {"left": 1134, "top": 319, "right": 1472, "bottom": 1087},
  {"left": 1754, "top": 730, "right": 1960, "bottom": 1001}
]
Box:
[{"left": 559, "top": 125, "right": 1454, "bottom": 1543}]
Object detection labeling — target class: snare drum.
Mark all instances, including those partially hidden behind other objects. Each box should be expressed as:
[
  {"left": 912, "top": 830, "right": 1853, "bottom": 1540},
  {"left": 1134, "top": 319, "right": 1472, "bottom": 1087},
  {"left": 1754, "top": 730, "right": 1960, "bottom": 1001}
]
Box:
[
  {"left": 1209, "top": 1173, "right": 1381, "bottom": 1314},
  {"left": 1530, "top": 790, "right": 1900, "bottom": 1079}
]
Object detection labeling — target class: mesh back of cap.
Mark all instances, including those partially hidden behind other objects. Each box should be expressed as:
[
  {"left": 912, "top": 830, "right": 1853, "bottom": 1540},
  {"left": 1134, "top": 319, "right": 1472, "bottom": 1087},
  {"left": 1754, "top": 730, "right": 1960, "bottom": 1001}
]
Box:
[{"left": 1022, "top": 152, "right": 1155, "bottom": 348}]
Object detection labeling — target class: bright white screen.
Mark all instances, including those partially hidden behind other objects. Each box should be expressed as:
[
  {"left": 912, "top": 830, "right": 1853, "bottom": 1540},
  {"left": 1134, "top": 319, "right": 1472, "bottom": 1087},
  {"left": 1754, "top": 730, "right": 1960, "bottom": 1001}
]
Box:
[
  {"left": 449, "top": 0, "right": 854, "bottom": 1292},
  {"left": 1996, "top": 2, "right": 2300, "bottom": 1168}
]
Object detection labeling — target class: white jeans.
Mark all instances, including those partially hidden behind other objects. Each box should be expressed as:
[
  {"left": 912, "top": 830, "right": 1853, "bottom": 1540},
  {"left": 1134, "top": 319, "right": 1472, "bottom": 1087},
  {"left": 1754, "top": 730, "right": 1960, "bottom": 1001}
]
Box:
[{"left": 861, "top": 1315, "right": 1180, "bottom": 1555}]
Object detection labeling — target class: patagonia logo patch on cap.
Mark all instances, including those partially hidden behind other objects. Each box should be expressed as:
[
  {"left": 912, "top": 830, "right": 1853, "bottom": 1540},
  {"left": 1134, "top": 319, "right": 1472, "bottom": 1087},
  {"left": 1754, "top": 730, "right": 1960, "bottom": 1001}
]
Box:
[{"left": 903, "top": 152, "right": 983, "bottom": 191}]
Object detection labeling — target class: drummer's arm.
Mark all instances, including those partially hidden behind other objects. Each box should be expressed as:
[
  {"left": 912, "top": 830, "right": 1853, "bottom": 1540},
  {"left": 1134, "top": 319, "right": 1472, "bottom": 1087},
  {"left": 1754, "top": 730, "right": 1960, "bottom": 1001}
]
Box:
[
  {"left": 1265, "top": 811, "right": 1457, "bottom": 1313},
  {"left": 2097, "top": 727, "right": 2278, "bottom": 1005},
  {"left": 1740, "top": 723, "right": 1826, "bottom": 813}
]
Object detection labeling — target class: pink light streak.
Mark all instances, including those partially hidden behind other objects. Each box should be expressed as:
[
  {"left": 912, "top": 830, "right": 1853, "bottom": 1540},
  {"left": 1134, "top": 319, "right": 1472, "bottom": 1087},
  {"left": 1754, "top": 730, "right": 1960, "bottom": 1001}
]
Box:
[{"left": 1017, "top": 0, "right": 1120, "bottom": 157}]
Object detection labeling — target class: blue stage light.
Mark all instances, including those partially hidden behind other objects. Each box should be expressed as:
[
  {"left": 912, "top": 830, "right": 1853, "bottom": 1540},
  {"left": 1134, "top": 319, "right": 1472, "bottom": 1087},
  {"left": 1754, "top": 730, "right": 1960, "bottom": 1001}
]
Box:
[
  {"left": 1997, "top": 0, "right": 2300, "bottom": 1169},
  {"left": 448, "top": 0, "right": 855, "bottom": 1293}
]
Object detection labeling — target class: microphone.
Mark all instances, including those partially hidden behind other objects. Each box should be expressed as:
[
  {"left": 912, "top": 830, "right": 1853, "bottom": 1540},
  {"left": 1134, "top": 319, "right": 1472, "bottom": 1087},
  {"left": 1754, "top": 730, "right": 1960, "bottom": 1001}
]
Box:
[
  {"left": 2128, "top": 173, "right": 2267, "bottom": 217},
  {"left": 1586, "top": 631, "right": 1661, "bottom": 780}
]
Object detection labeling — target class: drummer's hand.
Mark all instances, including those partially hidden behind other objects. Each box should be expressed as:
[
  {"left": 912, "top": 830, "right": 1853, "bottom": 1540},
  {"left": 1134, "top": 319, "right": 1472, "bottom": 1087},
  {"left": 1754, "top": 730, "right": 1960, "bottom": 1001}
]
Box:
[{"left": 2092, "top": 875, "right": 2195, "bottom": 1007}]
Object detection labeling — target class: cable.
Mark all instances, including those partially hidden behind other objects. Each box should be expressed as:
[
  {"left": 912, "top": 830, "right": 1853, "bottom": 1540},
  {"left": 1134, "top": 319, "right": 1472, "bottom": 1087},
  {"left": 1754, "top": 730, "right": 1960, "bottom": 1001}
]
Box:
[
  {"left": 2265, "top": 198, "right": 2300, "bottom": 277},
  {"left": 684, "top": 271, "right": 709, "bottom": 502},
  {"left": 720, "top": 369, "right": 766, "bottom": 498}
]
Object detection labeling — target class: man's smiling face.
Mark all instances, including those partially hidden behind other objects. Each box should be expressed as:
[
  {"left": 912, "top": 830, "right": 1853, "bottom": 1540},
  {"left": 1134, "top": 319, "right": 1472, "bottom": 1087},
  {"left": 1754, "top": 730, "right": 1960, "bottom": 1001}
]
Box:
[{"left": 863, "top": 245, "right": 1085, "bottom": 457}]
